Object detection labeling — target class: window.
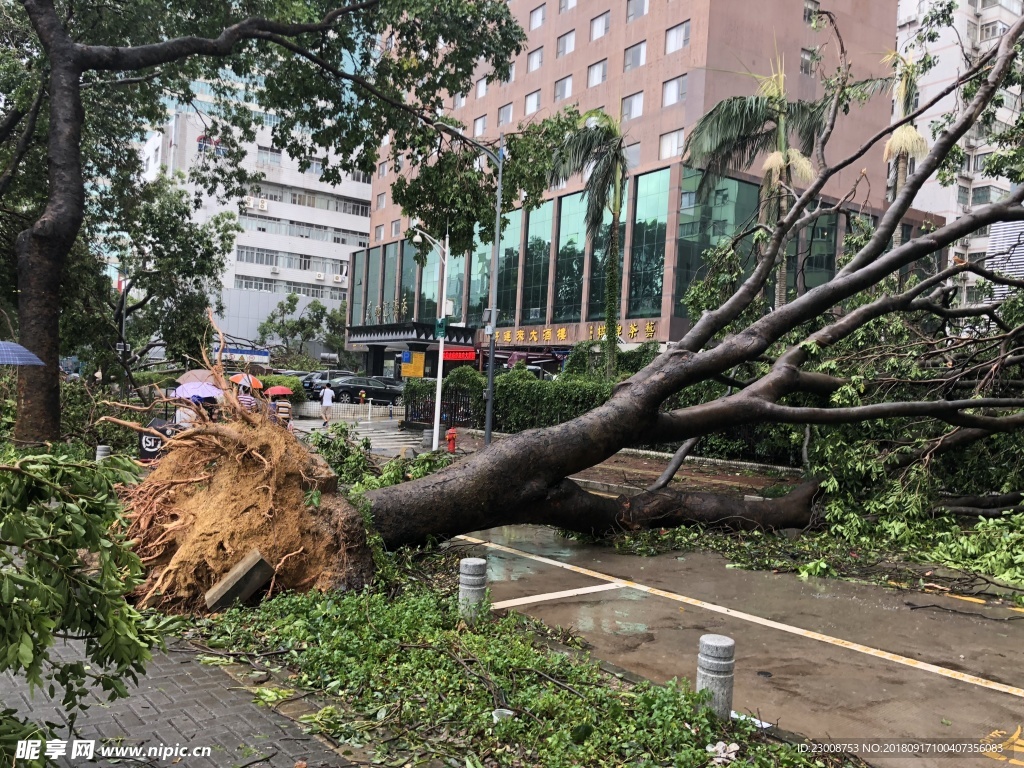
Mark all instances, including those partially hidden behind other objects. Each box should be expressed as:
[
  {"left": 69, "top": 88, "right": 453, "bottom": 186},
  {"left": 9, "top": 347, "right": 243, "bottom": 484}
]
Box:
[
  {"left": 527, "top": 48, "right": 543, "bottom": 72},
  {"left": 626, "top": 0, "right": 648, "bottom": 21},
  {"left": 378, "top": 161, "right": 388, "bottom": 178},
  {"left": 559, "top": 0, "right": 576, "bottom": 12},
  {"left": 307, "top": 157, "right": 324, "bottom": 175},
  {"left": 391, "top": 220, "right": 401, "bottom": 237},
  {"left": 659, "top": 129, "right": 685, "bottom": 160},
  {"left": 588, "top": 60, "right": 608, "bottom": 87},
  {"left": 395, "top": 155, "right": 404, "bottom": 172},
  {"left": 974, "top": 152, "right": 993, "bottom": 172},
  {"left": 557, "top": 30, "right": 576, "bottom": 58},
  {"left": 804, "top": 0, "right": 820, "bottom": 24},
  {"left": 454, "top": 92, "right": 466, "bottom": 109},
  {"left": 376, "top": 193, "right": 386, "bottom": 210},
  {"left": 621, "top": 91, "right": 644, "bottom": 121},
  {"left": 503, "top": 63, "right": 516, "bottom": 84},
  {"left": 498, "top": 103, "right": 513, "bottom": 126},
  {"left": 800, "top": 48, "right": 815, "bottom": 76},
  {"left": 374, "top": 224, "right": 384, "bottom": 241},
  {"left": 591, "top": 12, "right": 610, "bottom": 40},
  {"left": 973, "top": 186, "right": 1005, "bottom": 205},
  {"left": 530, "top": 4, "right": 546, "bottom": 29},
  {"left": 350, "top": 170, "right": 372, "bottom": 185},
  {"left": 981, "top": 21, "right": 1008, "bottom": 41},
  {"left": 554, "top": 75, "right": 572, "bottom": 101},
  {"left": 477, "top": 77, "right": 488, "bottom": 98},
  {"left": 958, "top": 185, "right": 970, "bottom": 206},
  {"left": 525, "top": 90, "right": 541, "bottom": 115},
  {"left": 256, "top": 146, "right": 281, "bottom": 166},
  {"left": 623, "top": 42, "right": 647, "bottom": 72},
  {"left": 474, "top": 115, "right": 487, "bottom": 137},
  {"left": 624, "top": 144, "right": 640, "bottom": 170},
  {"left": 662, "top": 75, "right": 687, "bottom": 107},
  {"left": 666, "top": 21, "right": 690, "bottom": 53}
]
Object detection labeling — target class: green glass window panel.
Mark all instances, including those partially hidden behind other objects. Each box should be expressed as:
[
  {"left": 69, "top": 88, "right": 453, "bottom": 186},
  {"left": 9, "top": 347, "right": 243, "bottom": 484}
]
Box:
[
  {"left": 801, "top": 213, "right": 837, "bottom": 292},
  {"left": 674, "top": 168, "right": 760, "bottom": 318},
  {"left": 467, "top": 231, "right": 491, "bottom": 326},
  {"left": 382, "top": 242, "right": 398, "bottom": 321},
  {"left": 521, "top": 200, "right": 553, "bottom": 325},
  {"left": 350, "top": 249, "right": 366, "bottom": 325},
  {"left": 419, "top": 245, "right": 440, "bottom": 321},
  {"left": 628, "top": 169, "right": 670, "bottom": 318},
  {"left": 365, "top": 246, "right": 381, "bottom": 324},
  {"left": 496, "top": 209, "right": 522, "bottom": 327},
  {"left": 588, "top": 183, "right": 629, "bottom": 321},
  {"left": 399, "top": 240, "right": 418, "bottom": 322},
  {"left": 445, "top": 249, "right": 465, "bottom": 321},
  {"left": 554, "top": 193, "right": 586, "bottom": 323}
]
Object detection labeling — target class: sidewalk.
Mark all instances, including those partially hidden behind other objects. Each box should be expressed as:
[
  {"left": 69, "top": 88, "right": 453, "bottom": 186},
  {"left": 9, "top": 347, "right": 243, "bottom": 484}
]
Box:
[{"left": 0, "top": 639, "right": 354, "bottom": 767}]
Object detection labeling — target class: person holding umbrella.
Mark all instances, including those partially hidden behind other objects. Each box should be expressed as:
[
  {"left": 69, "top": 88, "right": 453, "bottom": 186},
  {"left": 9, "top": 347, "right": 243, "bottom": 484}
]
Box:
[{"left": 265, "top": 385, "right": 293, "bottom": 429}]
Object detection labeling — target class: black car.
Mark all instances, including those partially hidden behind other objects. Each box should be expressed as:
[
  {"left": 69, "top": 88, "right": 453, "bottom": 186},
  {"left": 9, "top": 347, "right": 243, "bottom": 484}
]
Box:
[
  {"left": 305, "top": 370, "right": 357, "bottom": 400},
  {"left": 325, "top": 376, "right": 404, "bottom": 405},
  {"left": 371, "top": 376, "right": 405, "bottom": 388}
]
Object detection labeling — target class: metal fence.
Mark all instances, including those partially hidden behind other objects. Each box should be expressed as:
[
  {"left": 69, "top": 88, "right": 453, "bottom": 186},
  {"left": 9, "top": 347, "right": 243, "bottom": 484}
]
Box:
[{"left": 404, "top": 390, "right": 478, "bottom": 429}]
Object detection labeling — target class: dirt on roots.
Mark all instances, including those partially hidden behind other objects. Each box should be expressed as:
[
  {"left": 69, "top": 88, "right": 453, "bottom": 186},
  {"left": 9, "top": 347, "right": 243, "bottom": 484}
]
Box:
[{"left": 121, "top": 419, "right": 374, "bottom": 612}]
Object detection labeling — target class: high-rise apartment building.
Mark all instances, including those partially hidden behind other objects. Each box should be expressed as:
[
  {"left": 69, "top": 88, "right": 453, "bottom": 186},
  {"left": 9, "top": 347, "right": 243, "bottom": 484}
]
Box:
[
  {"left": 142, "top": 97, "right": 371, "bottom": 357},
  {"left": 896, "top": 0, "right": 1021, "bottom": 299},
  {"left": 349, "top": 0, "right": 904, "bottom": 377}
]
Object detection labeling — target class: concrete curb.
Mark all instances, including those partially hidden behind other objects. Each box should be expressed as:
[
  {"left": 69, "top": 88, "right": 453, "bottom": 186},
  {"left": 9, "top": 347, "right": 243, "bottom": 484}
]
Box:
[{"left": 460, "top": 428, "right": 802, "bottom": 476}]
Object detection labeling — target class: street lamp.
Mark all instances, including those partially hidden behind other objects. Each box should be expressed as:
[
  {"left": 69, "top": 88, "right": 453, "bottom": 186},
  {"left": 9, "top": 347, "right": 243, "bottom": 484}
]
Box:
[
  {"left": 430, "top": 122, "right": 505, "bottom": 446},
  {"left": 411, "top": 226, "right": 449, "bottom": 452}
]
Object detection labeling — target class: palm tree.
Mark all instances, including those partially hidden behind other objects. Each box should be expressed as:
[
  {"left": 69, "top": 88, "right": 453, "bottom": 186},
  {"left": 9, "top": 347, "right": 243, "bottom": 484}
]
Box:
[
  {"left": 683, "top": 58, "right": 824, "bottom": 308},
  {"left": 550, "top": 108, "right": 629, "bottom": 378},
  {"left": 883, "top": 51, "right": 928, "bottom": 250}
]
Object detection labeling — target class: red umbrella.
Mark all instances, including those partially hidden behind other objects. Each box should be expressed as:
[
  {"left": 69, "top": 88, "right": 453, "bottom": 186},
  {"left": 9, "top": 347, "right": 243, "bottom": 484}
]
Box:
[{"left": 264, "top": 385, "right": 293, "bottom": 396}]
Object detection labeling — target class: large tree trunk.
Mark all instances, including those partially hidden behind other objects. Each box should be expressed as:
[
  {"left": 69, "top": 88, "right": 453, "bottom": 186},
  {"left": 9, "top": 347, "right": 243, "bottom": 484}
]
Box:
[
  {"left": 891, "top": 153, "right": 909, "bottom": 250},
  {"left": 14, "top": 60, "right": 86, "bottom": 444},
  {"left": 604, "top": 208, "right": 621, "bottom": 379}
]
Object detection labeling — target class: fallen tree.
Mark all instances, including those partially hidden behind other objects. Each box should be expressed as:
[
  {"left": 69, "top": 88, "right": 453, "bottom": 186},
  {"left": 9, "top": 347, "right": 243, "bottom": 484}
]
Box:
[{"left": 79, "top": 10, "right": 1024, "bottom": 601}]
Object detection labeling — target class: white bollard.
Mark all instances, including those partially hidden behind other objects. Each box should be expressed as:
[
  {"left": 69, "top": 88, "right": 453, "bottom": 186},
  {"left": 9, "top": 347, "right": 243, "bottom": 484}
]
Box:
[
  {"left": 696, "top": 634, "right": 735, "bottom": 720},
  {"left": 95, "top": 445, "right": 111, "bottom": 462},
  {"left": 458, "top": 557, "right": 488, "bottom": 623}
]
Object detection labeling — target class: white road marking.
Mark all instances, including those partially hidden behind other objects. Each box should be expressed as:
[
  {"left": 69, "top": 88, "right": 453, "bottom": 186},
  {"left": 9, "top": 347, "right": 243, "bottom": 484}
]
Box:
[{"left": 490, "top": 582, "right": 624, "bottom": 609}]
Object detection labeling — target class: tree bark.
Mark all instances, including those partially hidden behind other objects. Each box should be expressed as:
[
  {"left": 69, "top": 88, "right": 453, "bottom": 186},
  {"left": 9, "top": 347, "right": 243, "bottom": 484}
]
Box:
[
  {"left": 604, "top": 207, "right": 621, "bottom": 379},
  {"left": 14, "top": 58, "right": 86, "bottom": 444}
]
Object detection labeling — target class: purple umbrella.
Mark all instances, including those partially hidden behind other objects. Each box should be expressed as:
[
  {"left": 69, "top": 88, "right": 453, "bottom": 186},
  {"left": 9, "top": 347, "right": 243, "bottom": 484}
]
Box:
[
  {"left": 0, "top": 341, "right": 44, "bottom": 366},
  {"left": 174, "top": 382, "right": 222, "bottom": 399}
]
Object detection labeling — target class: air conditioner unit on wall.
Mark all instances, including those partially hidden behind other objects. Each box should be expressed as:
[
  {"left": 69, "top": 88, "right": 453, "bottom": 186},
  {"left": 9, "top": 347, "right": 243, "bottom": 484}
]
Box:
[
  {"left": 243, "top": 195, "right": 255, "bottom": 208},
  {"left": 315, "top": 272, "right": 326, "bottom": 281},
  {"left": 270, "top": 266, "right": 280, "bottom": 274},
  {"left": 333, "top": 274, "right": 343, "bottom": 283},
  {"left": 257, "top": 198, "right": 268, "bottom": 211}
]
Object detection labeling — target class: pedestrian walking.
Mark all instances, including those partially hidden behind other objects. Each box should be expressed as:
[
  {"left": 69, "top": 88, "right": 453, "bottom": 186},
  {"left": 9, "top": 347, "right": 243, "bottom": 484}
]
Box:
[
  {"left": 237, "top": 386, "right": 257, "bottom": 412},
  {"left": 320, "top": 382, "right": 335, "bottom": 427},
  {"left": 271, "top": 395, "right": 293, "bottom": 429}
]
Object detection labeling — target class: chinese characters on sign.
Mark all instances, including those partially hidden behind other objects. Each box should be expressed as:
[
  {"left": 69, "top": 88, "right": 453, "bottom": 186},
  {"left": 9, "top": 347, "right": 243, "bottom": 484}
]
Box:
[
  {"left": 493, "top": 321, "right": 658, "bottom": 346},
  {"left": 401, "top": 351, "right": 426, "bottom": 378}
]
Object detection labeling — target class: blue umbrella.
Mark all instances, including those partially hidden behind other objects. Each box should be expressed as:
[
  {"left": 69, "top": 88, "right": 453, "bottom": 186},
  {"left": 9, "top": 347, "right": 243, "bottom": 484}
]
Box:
[
  {"left": 174, "top": 382, "right": 222, "bottom": 399},
  {"left": 0, "top": 341, "right": 44, "bottom": 366}
]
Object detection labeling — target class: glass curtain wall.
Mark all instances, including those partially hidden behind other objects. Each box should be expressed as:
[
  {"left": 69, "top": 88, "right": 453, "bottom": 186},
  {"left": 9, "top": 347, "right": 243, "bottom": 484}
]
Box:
[
  {"left": 382, "top": 243, "right": 398, "bottom": 322},
  {"left": 419, "top": 245, "right": 441, "bottom": 321},
  {"left": 521, "top": 201, "right": 554, "bottom": 325},
  {"left": 446, "top": 250, "right": 466, "bottom": 321},
  {"left": 587, "top": 184, "right": 629, "bottom": 321},
  {"left": 350, "top": 249, "right": 366, "bottom": 325},
  {"left": 467, "top": 232, "right": 491, "bottom": 326},
  {"left": 628, "top": 169, "right": 670, "bottom": 317},
  {"left": 554, "top": 193, "right": 586, "bottom": 323},
  {"left": 496, "top": 209, "right": 523, "bottom": 327},
  {"left": 399, "top": 240, "right": 418, "bottom": 322},
  {"left": 365, "top": 246, "right": 381, "bottom": 323}
]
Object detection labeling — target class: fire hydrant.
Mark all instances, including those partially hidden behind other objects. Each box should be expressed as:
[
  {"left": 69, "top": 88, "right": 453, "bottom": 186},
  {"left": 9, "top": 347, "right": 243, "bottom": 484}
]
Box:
[
  {"left": 359, "top": 389, "right": 366, "bottom": 404},
  {"left": 445, "top": 427, "right": 457, "bottom": 454}
]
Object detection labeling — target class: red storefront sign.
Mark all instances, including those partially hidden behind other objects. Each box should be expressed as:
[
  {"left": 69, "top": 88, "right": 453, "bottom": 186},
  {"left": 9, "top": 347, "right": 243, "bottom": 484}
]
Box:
[{"left": 443, "top": 349, "right": 476, "bottom": 361}]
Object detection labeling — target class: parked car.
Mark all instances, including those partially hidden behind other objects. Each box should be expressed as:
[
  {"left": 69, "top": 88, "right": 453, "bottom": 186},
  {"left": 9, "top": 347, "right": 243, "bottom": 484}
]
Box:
[
  {"left": 326, "top": 376, "right": 404, "bottom": 405},
  {"left": 304, "top": 370, "right": 357, "bottom": 399},
  {"left": 371, "top": 376, "right": 405, "bottom": 388},
  {"left": 276, "top": 369, "right": 309, "bottom": 378}
]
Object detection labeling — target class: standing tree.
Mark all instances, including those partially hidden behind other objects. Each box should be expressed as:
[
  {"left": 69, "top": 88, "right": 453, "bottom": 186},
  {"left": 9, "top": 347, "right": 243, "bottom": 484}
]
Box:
[
  {"left": 3, "top": 0, "right": 524, "bottom": 442},
  {"left": 883, "top": 51, "right": 929, "bottom": 250},
  {"left": 257, "top": 294, "right": 328, "bottom": 359},
  {"left": 550, "top": 109, "right": 629, "bottom": 378},
  {"left": 683, "top": 57, "right": 825, "bottom": 308}
]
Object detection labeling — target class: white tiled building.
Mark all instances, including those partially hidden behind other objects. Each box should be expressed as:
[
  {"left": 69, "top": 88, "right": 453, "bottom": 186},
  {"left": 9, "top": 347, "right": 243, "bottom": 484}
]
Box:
[
  {"left": 896, "top": 0, "right": 1021, "bottom": 299},
  {"left": 142, "top": 99, "right": 371, "bottom": 355}
]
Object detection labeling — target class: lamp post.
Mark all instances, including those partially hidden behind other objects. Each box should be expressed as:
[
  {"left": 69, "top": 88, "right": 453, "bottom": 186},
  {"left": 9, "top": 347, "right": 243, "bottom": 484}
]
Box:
[
  {"left": 411, "top": 226, "right": 449, "bottom": 451},
  {"left": 430, "top": 124, "right": 504, "bottom": 445}
]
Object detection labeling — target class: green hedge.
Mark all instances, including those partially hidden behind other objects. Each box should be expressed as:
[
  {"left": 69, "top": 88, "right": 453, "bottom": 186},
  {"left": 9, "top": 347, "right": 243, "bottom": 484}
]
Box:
[{"left": 258, "top": 375, "right": 306, "bottom": 406}]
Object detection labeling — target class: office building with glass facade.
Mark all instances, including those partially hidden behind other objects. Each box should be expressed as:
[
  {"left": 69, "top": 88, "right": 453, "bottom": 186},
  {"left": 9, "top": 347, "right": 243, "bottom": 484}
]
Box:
[{"left": 349, "top": 0, "right": 927, "bottom": 374}]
